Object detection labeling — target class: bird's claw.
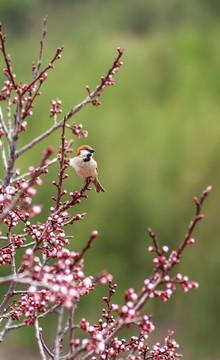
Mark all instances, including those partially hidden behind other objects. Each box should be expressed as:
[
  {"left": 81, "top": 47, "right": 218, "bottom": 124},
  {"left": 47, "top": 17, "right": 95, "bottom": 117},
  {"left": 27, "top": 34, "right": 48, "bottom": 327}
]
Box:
[
  {"left": 80, "top": 177, "right": 93, "bottom": 193},
  {"left": 85, "top": 176, "right": 93, "bottom": 184}
]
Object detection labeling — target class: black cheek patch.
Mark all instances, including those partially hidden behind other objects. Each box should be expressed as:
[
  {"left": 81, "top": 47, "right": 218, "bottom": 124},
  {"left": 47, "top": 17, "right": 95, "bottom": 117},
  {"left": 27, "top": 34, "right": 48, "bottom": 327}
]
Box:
[{"left": 84, "top": 154, "right": 92, "bottom": 162}]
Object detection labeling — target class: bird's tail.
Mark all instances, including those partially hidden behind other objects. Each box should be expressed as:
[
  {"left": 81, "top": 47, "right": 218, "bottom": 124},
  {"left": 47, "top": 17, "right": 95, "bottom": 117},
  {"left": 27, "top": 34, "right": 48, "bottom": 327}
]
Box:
[{"left": 93, "top": 179, "right": 106, "bottom": 193}]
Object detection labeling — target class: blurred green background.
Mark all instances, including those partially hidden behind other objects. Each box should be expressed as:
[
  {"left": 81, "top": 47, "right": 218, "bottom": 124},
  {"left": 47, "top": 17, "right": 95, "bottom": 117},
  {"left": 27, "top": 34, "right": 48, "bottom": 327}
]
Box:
[{"left": 0, "top": 0, "right": 220, "bottom": 359}]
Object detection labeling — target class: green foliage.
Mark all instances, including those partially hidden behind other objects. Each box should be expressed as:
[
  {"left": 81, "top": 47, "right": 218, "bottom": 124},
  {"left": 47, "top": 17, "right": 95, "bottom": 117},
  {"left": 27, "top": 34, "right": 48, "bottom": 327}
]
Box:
[{"left": 1, "top": 1, "right": 220, "bottom": 359}]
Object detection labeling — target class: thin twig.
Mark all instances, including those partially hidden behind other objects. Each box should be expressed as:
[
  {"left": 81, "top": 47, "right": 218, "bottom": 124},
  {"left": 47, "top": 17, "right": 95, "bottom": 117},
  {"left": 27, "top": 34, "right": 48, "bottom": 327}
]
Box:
[
  {"left": 73, "top": 229, "right": 97, "bottom": 266},
  {"left": 38, "top": 304, "right": 60, "bottom": 319},
  {"left": 0, "top": 24, "right": 17, "bottom": 90},
  {"left": 7, "top": 96, "right": 12, "bottom": 137},
  {"left": 35, "top": 315, "right": 47, "bottom": 360},
  {"left": 148, "top": 228, "right": 160, "bottom": 254},
  {"left": 0, "top": 317, "right": 13, "bottom": 340},
  {"left": 17, "top": 240, "right": 37, "bottom": 248},
  {"left": 134, "top": 276, "right": 162, "bottom": 312},
  {"left": 63, "top": 212, "right": 86, "bottom": 226},
  {"left": 0, "top": 105, "right": 9, "bottom": 142},
  {"left": 21, "top": 46, "right": 64, "bottom": 98},
  {"left": 68, "top": 305, "right": 75, "bottom": 357},
  {"left": 54, "top": 305, "right": 65, "bottom": 360},
  {"left": 40, "top": 331, "right": 55, "bottom": 359},
  {"left": 12, "top": 290, "right": 28, "bottom": 295},
  {"left": 0, "top": 281, "right": 16, "bottom": 316},
  {"left": 0, "top": 137, "right": 7, "bottom": 171},
  {"left": 55, "top": 119, "right": 66, "bottom": 211},
  {"left": 8, "top": 228, "right": 16, "bottom": 275},
  {"left": 176, "top": 185, "right": 212, "bottom": 259},
  {"left": 11, "top": 156, "right": 57, "bottom": 183},
  {"left": 34, "top": 16, "right": 48, "bottom": 80},
  {"left": 0, "top": 319, "right": 27, "bottom": 341},
  {"left": 2, "top": 91, "right": 22, "bottom": 189}
]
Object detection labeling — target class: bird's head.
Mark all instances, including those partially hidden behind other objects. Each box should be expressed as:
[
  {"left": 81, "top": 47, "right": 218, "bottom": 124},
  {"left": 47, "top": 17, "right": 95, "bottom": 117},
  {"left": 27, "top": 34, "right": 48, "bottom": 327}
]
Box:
[{"left": 77, "top": 145, "right": 95, "bottom": 161}]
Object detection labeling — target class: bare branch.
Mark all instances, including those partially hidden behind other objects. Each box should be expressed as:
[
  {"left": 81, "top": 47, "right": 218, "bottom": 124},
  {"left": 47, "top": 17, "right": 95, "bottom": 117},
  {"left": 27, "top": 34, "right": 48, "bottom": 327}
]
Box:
[
  {"left": 54, "top": 305, "right": 65, "bottom": 360},
  {"left": 33, "top": 16, "right": 48, "bottom": 80},
  {"left": 0, "top": 320, "right": 26, "bottom": 341},
  {"left": 73, "top": 230, "right": 98, "bottom": 266},
  {"left": 35, "top": 316, "right": 47, "bottom": 360}
]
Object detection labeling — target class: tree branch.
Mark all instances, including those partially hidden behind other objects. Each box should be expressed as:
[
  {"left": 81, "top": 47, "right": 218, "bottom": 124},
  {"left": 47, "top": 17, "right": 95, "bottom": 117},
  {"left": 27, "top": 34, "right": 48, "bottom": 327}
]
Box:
[
  {"left": 35, "top": 316, "right": 47, "bottom": 360},
  {"left": 16, "top": 49, "right": 123, "bottom": 159}
]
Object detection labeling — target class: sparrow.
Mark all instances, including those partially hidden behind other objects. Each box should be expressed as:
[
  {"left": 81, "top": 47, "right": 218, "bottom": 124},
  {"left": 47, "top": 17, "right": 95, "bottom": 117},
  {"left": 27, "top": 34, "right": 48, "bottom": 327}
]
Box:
[{"left": 69, "top": 145, "right": 106, "bottom": 193}]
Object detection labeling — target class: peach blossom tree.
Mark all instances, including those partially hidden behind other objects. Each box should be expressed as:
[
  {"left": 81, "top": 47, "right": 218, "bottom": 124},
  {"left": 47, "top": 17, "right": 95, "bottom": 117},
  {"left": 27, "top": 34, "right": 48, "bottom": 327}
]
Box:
[{"left": 0, "top": 19, "right": 211, "bottom": 360}]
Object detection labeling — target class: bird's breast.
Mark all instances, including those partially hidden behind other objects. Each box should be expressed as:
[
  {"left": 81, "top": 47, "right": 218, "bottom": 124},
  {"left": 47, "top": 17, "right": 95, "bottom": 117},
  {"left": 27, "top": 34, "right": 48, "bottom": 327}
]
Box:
[{"left": 72, "top": 157, "right": 97, "bottom": 180}]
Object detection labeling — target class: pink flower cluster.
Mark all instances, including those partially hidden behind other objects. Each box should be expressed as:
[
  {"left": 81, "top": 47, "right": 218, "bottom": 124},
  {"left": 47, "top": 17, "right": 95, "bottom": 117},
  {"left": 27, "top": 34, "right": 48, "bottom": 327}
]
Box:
[
  {"left": 0, "top": 78, "right": 15, "bottom": 100},
  {"left": 0, "top": 177, "right": 42, "bottom": 218},
  {"left": 9, "top": 290, "right": 49, "bottom": 324},
  {"left": 50, "top": 98, "right": 62, "bottom": 117},
  {"left": 148, "top": 331, "right": 182, "bottom": 359},
  {"left": 69, "top": 121, "right": 88, "bottom": 138},
  {"left": 20, "top": 247, "right": 94, "bottom": 310},
  {"left": 0, "top": 185, "right": 14, "bottom": 207},
  {"left": 66, "top": 296, "right": 155, "bottom": 358},
  {"left": 0, "top": 244, "right": 15, "bottom": 265}
]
